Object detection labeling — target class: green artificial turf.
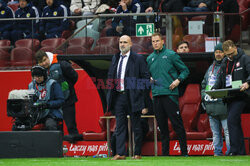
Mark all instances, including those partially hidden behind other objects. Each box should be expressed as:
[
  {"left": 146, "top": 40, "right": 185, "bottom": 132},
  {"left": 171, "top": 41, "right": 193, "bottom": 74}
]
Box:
[{"left": 0, "top": 156, "right": 249, "bottom": 166}]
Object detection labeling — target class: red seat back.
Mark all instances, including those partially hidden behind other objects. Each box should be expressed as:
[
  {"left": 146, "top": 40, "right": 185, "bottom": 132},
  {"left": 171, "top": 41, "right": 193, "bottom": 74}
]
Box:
[
  {"left": 69, "top": 37, "right": 94, "bottom": 50},
  {"left": 8, "top": 3, "right": 19, "bottom": 12},
  {"left": 41, "top": 38, "right": 66, "bottom": 48},
  {"left": 90, "top": 46, "right": 119, "bottom": 55},
  {"left": 15, "top": 39, "right": 40, "bottom": 52},
  {"left": 10, "top": 47, "right": 34, "bottom": 66},
  {"left": 98, "top": 112, "right": 116, "bottom": 132},
  {"left": 96, "top": 37, "right": 119, "bottom": 49},
  {"left": 131, "top": 44, "right": 148, "bottom": 54},
  {"left": 130, "top": 36, "right": 151, "bottom": 48},
  {"left": 237, "top": 0, "right": 249, "bottom": 30},
  {"left": 183, "top": 34, "right": 208, "bottom": 52},
  {"left": 66, "top": 46, "right": 90, "bottom": 54},
  {"left": 39, "top": 47, "right": 64, "bottom": 54},
  {"left": 181, "top": 84, "right": 201, "bottom": 131},
  {"left": 0, "top": 49, "right": 10, "bottom": 67},
  {"left": 0, "top": 40, "right": 11, "bottom": 52}
]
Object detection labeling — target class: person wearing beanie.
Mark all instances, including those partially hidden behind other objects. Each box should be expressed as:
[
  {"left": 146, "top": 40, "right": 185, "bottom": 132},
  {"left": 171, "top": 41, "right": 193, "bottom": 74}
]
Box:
[
  {"left": 11, "top": 0, "right": 40, "bottom": 43},
  {"left": 201, "top": 43, "right": 230, "bottom": 156},
  {"left": 0, "top": 0, "right": 14, "bottom": 40},
  {"left": 35, "top": 50, "right": 83, "bottom": 142},
  {"left": 31, "top": 65, "right": 48, "bottom": 84}
]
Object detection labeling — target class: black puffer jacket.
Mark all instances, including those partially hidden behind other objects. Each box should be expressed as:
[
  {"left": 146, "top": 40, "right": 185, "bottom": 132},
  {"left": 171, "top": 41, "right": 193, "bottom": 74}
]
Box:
[
  {"left": 212, "top": 48, "right": 250, "bottom": 101},
  {"left": 213, "top": 48, "right": 250, "bottom": 89},
  {"left": 59, "top": 60, "right": 78, "bottom": 106}
]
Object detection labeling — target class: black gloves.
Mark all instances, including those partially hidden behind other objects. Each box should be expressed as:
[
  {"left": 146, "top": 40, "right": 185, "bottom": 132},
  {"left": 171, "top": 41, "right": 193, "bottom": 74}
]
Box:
[{"left": 33, "top": 101, "right": 49, "bottom": 110}]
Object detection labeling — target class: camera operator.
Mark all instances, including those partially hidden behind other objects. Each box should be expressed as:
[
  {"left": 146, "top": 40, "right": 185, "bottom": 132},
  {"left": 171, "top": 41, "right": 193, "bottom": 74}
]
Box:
[
  {"left": 14, "top": 65, "right": 65, "bottom": 130},
  {"left": 35, "top": 50, "right": 82, "bottom": 142}
]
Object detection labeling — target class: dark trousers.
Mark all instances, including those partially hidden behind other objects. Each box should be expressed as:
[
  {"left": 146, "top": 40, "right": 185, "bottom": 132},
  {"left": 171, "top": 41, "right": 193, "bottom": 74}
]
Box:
[
  {"left": 111, "top": 117, "right": 149, "bottom": 156},
  {"left": 44, "top": 117, "right": 58, "bottom": 130},
  {"left": 114, "top": 92, "right": 142, "bottom": 156},
  {"left": 227, "top": 100, "right": 246, "bottom": 155},
  {"left": 62, "top": 104, "right": 79, "bottom": 135},
  {"left": 153, "top": 95, "right": 187, "bottom": 155}
]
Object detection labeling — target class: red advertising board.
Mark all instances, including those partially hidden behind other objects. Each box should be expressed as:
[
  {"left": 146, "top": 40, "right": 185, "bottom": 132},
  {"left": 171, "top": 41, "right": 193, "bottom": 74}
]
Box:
[{"left": 63, "top": 140, "right": 228, "bottom": 156}]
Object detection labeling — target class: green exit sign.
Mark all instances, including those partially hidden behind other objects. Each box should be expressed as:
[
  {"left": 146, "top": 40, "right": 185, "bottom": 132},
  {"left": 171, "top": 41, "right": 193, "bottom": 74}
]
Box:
[{"left": 136, "top": 23, "right": 154, "bottom": 37}]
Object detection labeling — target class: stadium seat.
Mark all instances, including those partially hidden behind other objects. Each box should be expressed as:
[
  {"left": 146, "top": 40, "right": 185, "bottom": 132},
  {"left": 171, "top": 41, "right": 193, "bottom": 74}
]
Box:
[
  {"left": 73, "top": 28, "right": 99, "bottom": 49},
  {"left": 238, "top": 0, "right": 250, "bottom": 30},
  {"left": 10, "top": 47, "right": 34, "bottom": 66},
  {"left": 15, "top": 39, "right": 40, "bottom": 52},
  {"left": 100, "top": 26, "right": 112, "bottom": 37},
  {"left": 8, "top": 3, "right": 19, "bottom": 12},
  {"left": 95, "top": 36, "right": 119, "bottom": 49},
  {"left": 131, "top": 44, "right": 148, "bottom": 54},
  {"left": 0, "top": 39, "right": 11, "bottom": 52},
  {"left": 39, "top": 47, "right": 64, "bottom": 54},
  {"left": 0, "top": 49, "right": 10, "bottom": 67},
  {"left": 90, "top": 46, "right": 119, "bottom": 55},
  {"left": 66, "top": 46, "right": 90, "bottom": 55},
  {"left": 61, "top": 30, "right": 72, "bottom": 39},
  {"left": 41, "top": 38, "right": 66, "bottom": 48},
  {"left": 183, "top": 34, "right": 208, "bottom": 52},
  {"left": 105, "top": 19, "right": 112, "bottom": 26},
  {"left": 146, "top": 84, "right": 202, "bottom": 141},
  {"left": 144, "top": 117, "right": 161, "bottom": 141},
  {"left": 68, "top": 37, "right": 94, "bottom": 50},
  {"left": 185, "top": 113, "right": 212, "bottom": 140},
  {"left": 130, "top": 36, "right": 151, "bottom": 48},
  {"left": 180, "top": 84, "right": 201, "bottom": 132},
  {"left": 83, "top": 112, "right": 116, "bottom": 141}
]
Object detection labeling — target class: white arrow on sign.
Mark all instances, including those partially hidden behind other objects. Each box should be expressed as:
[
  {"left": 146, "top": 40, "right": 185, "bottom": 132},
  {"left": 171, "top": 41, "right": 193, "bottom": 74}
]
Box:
[{"left": 138, "top": 26, "right": 144, "bottom": 34}]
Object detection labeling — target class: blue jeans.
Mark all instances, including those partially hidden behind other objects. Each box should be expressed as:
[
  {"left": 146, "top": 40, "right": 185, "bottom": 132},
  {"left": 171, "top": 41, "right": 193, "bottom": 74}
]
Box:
[{"left": 209, "top": 115, "right": 230, "bottom": 156}]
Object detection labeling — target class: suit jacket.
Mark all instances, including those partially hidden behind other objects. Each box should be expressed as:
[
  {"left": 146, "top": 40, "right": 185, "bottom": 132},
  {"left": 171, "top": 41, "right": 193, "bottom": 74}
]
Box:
[{"left": 106, "top": 50, "right": 150, "bottom": 113}]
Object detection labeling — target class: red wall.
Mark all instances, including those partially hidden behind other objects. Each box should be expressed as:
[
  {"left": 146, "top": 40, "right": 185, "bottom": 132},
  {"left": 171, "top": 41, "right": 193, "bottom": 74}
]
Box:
[{"left": 0, "top": 70, "right": 103, "bottom": 133}]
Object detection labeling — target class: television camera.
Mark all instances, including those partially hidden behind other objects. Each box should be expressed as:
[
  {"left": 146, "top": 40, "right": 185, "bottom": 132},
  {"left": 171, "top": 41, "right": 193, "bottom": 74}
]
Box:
[{"left": 7, "top": 89, "right": 49, "bottom": 130}]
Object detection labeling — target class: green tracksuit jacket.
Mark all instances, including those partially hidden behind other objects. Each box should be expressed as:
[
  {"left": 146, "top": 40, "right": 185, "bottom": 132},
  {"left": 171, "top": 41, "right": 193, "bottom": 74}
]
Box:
[{"left": 147, "top": 45, "right": 189, "bottom": 101}]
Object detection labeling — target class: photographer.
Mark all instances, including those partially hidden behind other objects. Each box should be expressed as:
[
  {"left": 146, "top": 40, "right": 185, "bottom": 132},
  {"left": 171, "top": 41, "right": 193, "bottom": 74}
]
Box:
[{"left": 14, "top": 66, "right": 64, "bottom": 131}]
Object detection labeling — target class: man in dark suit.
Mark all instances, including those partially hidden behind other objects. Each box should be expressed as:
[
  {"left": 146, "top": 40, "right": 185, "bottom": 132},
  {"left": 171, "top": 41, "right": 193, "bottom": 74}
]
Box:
[{"left": 106, "top": 35, "right": 150, "bottom": 160}]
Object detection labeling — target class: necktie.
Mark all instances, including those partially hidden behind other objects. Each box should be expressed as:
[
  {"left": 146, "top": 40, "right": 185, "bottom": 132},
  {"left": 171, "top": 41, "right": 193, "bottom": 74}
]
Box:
[{"left": 117, "top": 55, "right": 126, "bottom": 91}]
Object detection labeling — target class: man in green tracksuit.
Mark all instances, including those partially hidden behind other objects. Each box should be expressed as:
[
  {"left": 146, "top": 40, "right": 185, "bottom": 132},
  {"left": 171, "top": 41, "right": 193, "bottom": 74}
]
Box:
[{"left": 147, "top": 33, "right": 189, "bottom": 156}]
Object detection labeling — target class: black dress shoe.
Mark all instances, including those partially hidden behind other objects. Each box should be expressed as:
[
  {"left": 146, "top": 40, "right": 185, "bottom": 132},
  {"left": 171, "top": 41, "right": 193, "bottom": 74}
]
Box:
[
  {"left": 73, "top": 134, "right": 83, "bottom": 141},
  {"left": 63, "top": 134, "right": 83, "bottom": 142}
]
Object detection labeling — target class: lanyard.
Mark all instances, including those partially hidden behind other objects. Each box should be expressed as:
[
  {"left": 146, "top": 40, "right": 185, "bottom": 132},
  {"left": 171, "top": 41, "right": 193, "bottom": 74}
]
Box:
[
  {"left": 35, "top": 84, "right": 46, "bottom": 99},
  {"left": 159, "top": 0, "right": 164, "bottom": 12},
  {"left": 226, "top": 60, "right": 235, "bottom": 75},
  {"left": 211, "top": 62, "right": 221, "bottom": 75},
  {"left": 216, "top": 0, "right": 223, "bottom": 11}
]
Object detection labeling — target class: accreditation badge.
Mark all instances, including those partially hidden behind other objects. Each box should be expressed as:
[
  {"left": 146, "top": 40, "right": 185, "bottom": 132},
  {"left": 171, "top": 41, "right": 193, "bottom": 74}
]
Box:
[
  {"left": 40, "top": 91, "right": 46, "bottom": 99},
  {"left": 226, "top": 74, "right": 232, "bottom": 87},
  {"left": 206, "top": 74, "right": 217, "bottom": 90}
]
